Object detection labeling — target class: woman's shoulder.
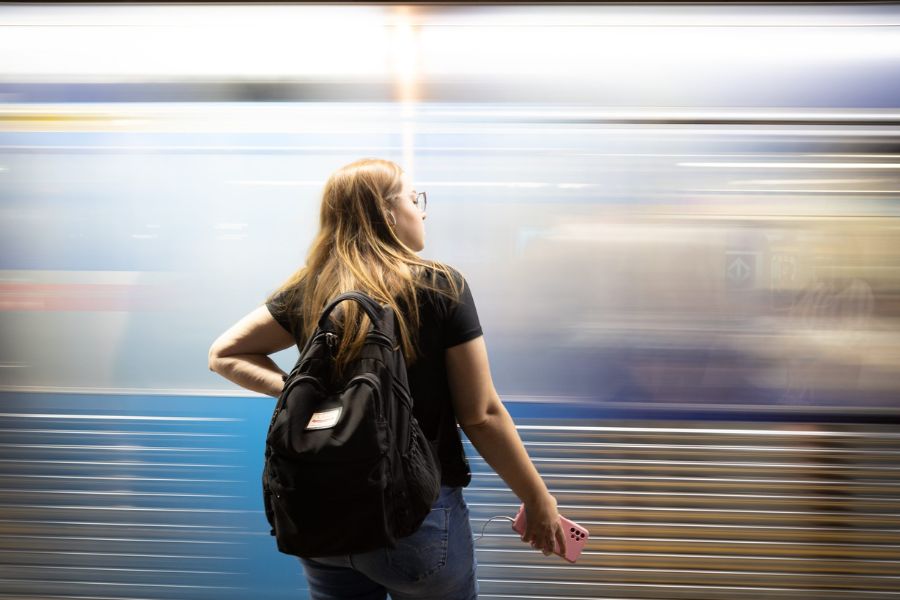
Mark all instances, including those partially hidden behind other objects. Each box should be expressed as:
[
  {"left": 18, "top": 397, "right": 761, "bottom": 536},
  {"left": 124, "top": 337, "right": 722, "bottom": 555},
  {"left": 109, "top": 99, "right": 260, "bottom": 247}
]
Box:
[
  {"left": 413, "top": 262, "right": 473, "bottom": 321},
  {"left": 417, "top": 261, "right": 466, "bottom": 288},
  {"left": 266, "top": 278, "right": 306, "bottom": 306}
]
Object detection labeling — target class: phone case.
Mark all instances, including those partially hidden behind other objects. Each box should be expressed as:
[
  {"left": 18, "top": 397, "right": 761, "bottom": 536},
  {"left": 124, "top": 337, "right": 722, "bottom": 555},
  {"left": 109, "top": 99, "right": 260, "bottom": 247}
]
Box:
[{"left": 511, "top": 503, "right": 589, "bottom": 563}]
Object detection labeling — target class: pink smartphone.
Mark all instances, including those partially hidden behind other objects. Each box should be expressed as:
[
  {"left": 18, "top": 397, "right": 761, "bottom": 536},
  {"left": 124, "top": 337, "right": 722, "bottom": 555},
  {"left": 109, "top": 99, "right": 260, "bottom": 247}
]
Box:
[{"left": 512, "top": 503, "right": 589, "bottom": 563}]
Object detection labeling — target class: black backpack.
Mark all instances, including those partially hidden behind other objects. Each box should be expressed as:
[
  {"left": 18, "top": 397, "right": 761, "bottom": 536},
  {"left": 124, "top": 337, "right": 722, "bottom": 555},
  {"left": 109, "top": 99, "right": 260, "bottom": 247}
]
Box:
[{"left": 261, "top": 291, "right": 442, "bottom": 558}]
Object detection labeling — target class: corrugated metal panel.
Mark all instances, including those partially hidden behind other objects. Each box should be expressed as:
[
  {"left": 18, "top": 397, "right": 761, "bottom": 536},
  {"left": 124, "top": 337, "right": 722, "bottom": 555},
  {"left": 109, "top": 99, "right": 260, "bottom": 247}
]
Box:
[
  {"left": 467, "top": 420, "right": 900, "bottom": 599},
  {"left": 0, "top": 399, "right": 258, "bottom": 600},
  {"left": 1, "top": 397, "right": 898, "bottom": 599}
]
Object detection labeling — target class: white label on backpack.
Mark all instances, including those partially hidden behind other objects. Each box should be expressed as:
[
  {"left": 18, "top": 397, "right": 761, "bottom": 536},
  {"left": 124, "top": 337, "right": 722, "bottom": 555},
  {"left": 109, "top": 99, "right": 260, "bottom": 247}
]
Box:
[{"left": 306, "top": 407, "right": 342, "bottom": 430}]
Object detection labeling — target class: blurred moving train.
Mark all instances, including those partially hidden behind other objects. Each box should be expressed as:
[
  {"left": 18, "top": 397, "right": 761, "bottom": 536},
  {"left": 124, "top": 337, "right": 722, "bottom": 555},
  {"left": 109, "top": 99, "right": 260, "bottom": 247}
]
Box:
[{"left": 1, "top": 3, "right": 899, "bottom": 599}]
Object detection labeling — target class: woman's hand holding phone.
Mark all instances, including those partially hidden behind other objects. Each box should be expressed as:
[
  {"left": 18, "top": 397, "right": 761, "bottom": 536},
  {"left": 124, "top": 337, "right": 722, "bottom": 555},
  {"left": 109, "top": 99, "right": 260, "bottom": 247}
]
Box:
[
  {"left": 513, "top": 497, "right": 590, "bottom": 563},
  {"left": 520, "top": 494, "right": 566, "bottom": 557}
]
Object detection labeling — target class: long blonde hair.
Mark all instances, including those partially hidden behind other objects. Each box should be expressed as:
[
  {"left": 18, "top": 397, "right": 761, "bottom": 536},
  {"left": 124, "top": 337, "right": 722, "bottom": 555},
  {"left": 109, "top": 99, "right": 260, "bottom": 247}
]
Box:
[{"left": 266, "top": 158, "right": 461, "bottom": 374}]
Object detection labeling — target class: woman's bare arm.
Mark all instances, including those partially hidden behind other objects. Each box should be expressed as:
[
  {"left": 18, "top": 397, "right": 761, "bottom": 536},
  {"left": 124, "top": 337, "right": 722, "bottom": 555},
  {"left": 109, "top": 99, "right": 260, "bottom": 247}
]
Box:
[
  {"left": 446, "top": 335, "right": 565, "bottom": 556},
  {"left": 208, "top": 305, "right": 295, "bottom": 397}
]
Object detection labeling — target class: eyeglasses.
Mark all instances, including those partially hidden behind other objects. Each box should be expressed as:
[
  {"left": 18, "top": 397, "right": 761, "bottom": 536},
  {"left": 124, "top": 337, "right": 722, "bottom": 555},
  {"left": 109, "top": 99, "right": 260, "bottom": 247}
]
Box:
[{"left": 412, "top": 191, "right": 427, "bottom": 213}]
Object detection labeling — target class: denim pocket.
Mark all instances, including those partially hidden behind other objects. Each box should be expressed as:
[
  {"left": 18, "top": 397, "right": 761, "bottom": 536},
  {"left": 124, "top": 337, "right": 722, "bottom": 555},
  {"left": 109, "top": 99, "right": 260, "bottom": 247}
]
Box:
[{"left": 385, "top": 506, "right": 450, "bottom": 582}]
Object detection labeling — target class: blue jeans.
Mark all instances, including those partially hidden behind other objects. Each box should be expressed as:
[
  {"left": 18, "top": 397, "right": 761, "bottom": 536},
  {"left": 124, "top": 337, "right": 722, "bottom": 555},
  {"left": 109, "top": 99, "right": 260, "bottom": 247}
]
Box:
[{"left": 299, "top": 485, "right": 478, "bottom": 600}]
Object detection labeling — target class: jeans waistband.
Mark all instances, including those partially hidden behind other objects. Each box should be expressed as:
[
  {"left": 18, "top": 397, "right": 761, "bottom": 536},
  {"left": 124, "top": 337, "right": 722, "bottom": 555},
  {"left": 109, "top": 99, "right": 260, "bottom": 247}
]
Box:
[{"left": 437, "top": 484, "right": 463, "bottom": 509}]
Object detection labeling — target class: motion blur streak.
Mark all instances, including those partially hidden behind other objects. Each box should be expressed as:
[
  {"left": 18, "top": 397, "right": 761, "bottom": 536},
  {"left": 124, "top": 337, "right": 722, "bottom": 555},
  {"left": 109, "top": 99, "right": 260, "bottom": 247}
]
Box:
[{"left": 1, "top": 3, "right": 899, "bottom": 599}]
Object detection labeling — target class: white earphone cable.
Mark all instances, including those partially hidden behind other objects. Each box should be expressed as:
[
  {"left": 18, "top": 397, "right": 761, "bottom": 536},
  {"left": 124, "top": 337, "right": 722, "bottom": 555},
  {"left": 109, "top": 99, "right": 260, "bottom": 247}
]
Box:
[{"left": 472, "top": 515, "right": 516, "bottom": 544}]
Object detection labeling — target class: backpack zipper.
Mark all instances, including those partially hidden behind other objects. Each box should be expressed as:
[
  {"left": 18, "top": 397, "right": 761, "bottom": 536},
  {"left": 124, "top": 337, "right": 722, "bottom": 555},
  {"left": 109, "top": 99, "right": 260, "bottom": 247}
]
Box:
[
  {"left": 273, "top": 374, "right": 328, "bottom": 416},
  {"left": 347, "top": 373, "right": 390, "bottom": 436},
  {"left": 324, "top": 332, "right": 338, "bottom": 356}
]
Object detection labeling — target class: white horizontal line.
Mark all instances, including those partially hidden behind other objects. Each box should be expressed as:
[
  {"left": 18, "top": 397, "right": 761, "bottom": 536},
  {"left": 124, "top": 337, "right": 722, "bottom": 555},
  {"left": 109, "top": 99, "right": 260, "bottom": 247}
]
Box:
[
  {"left": 11, "top": 474, "right": 241, "bottom": 483},
  {"left": 514, "top": 425, "right": 900, "bottom": 438},
  {"left": 423, "top": 110, "right": 900, "bottom": 121},
  {"left": 0, "top": 548, "right": 240, "bottom": 560},
  {"left": 5, "top": 103, "right": 900, "bottom": 119},
  {"left": 0, "top": 429, "right": 237, "bottom": 437},
  {"left": 477, "top": 578, "right": 897, "bottom": 594},
  {"left": 0, "top": 578, "right": 239, "bottom": 590},
  {"left": 0, "top": 145, "right": 361, "bottom": 151},
  {"left": 0, "top": 385, "right": 272, "bottom": 398},
  {"left": 0, "top": 459, "right": 240, "bottom": 468},
  {"left": 228, "top": 179, "right": 324, "bottom": 186},
  {"left": 2, "top": 144, "right": 898, "bottom": 157},
  {"left": 470, "top": 518, "right": 900, "bottom": 533},
  {"left": 0, "top": 595, "right": 163, "bottom": 600},
  {"left": 1, "top": 504, "right": 257, "bottom": 514},
  {"left": 681, "top": 162, "right": 900, "bottom": 169},
  {"left": 515, "top": 441, "right": 900, "bottom": 454},
  {"left": 0, "top": 413, "right": 242, "bottom": 422},
  {"left": 513, "top": 534, "right": 900, "bottom": 549},
  {"left": 469, "top": 471, "right": 900, "bottom": 486},
  {"left": 465, "top": 486, "right": 893, "bottom": 502},
  {"left": 0, "top": 534, "right": 241, "bottom": 545},
  {"left": 0, "top": 518, "right": 243, "bottom": 530},
  {"left": 0, "top": 126, "right": 898, "bottom": 150},
  {"left": 483, "top": 563, "right": 900, "bottom": 579},
  {"left": 467, "top": 502, "right": 900, "bottom": 517},
  {"left": 11, "top": 564, "right": 239, "bottom": 576},
  {"left": 692, "top": 188, "right": 900, "bottom": 194},
  {"left": 476, "top": 548, "right": 900, "bottom": 563},
  {"left": 0, "top": 489, "right": 241, "bottom": 499},
  {"left": 522, "top": 457, "right": 900, "bottom": 470},
  {"left": 0, "top": 443, "right": 242, "bottom": 453}
]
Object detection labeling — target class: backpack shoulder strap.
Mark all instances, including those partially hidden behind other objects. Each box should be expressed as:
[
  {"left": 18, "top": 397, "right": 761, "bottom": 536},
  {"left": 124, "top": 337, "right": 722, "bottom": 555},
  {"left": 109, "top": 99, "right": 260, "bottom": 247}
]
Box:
[{"left": 318, "top": 291, "right": 386, "bottom": 333}]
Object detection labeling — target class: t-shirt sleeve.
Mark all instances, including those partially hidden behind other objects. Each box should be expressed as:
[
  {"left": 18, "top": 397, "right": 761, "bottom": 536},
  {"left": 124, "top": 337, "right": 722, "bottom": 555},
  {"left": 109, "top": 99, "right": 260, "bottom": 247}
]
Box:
[
  {"left": 442, "top": 271, "right": 484, "bottom": 349},
  {"left": 265, "top": 290, "right": 295, "bottom": 337}
]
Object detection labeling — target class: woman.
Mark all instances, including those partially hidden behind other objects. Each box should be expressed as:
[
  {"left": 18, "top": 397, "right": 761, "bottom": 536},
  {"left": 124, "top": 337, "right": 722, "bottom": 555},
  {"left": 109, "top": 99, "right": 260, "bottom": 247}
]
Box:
[{"left": 208, "top": 158, "right": 565, "bottom": 599}]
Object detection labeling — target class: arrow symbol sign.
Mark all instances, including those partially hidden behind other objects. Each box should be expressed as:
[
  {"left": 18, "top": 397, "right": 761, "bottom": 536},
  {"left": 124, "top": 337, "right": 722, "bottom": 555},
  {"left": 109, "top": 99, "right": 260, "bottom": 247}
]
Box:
[{"left": 727, "top": 257, "right": 752, "bottom": 283}]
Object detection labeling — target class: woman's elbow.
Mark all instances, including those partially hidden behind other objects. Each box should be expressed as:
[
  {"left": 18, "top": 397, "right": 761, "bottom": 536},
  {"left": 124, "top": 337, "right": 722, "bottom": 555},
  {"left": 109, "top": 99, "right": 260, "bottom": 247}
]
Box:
[
  {"left": 458, "top": 394, "right": 504, "bottom": 431},
  {"left": 208, "top": 344, "right": 225, "bottom": 371}
]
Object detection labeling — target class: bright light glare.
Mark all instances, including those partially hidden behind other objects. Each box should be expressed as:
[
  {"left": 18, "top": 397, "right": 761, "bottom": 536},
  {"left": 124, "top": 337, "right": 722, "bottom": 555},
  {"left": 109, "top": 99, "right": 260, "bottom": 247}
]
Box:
[
  {"left": 389, "top": 7, "right": 419, "bottom": 99},
  {"left": 0, "top": 5, "right": 392, "bottom": 78},
  {"left": 1, "top": 5, "right": 896, "bottom": 80},
  {"left": 421, "top": 26, "right": 899, "bottom": 78}
]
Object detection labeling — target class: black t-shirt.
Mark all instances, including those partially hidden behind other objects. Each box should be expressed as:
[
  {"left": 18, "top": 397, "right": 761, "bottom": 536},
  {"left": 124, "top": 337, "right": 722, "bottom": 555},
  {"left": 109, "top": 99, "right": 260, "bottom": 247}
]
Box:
[{"left": 264, "top": 267, "right": 483, "bottom": 488}]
